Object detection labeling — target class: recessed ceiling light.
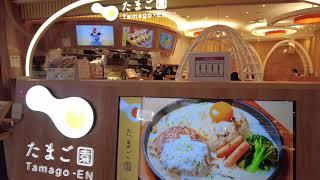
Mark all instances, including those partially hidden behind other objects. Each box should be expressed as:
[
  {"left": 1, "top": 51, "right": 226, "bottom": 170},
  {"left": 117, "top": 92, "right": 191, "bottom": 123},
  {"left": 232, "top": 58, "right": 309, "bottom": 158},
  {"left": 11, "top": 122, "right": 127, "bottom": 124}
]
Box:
[
  {"left": 246, "top": 12, "right": 249, "bottom": 14},
  {"left": 226, "top": 16, "right": 229, "bottom": 18},
  {"left": 251, "top": 27, "right": 297, "bottom": 36},
  {"left": 186, "top": 16, "right": 190, "bottom": 18},
  {"left": 294, "top": 14, "right": 320, "bottom": 25},
  {"left": 262, "top": 4, "right": 266, "bottom": 7}
]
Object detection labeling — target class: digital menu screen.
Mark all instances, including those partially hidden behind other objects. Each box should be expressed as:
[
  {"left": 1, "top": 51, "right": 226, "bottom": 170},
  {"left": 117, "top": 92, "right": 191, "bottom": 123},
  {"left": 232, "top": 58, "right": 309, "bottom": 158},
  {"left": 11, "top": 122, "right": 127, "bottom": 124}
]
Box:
[
  {"left": 159, "top": 32, "right": 174, "bottom": 50},
  {"left": 76, "top": 25, "right": 114, "bottom": 46},
  {"left": 117, "top": 97, "right": 294, "bottom": 180},
  {"left": 122, "top": 27, "right": 154, "bottom": 48}
]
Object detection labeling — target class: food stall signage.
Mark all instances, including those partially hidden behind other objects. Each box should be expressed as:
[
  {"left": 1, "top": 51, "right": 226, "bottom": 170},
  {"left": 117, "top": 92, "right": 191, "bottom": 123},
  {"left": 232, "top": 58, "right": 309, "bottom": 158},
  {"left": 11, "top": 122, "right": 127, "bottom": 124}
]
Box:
[
  {"left": 26, "top": 85, "right": 95, "bottom": 139},
  {"left": 122, "top": 0, "right": 167, "bottom": 12},
  {"left": 25, "top": 142, "right": 94, "bottom": 179},
  {"left": 92, "top": 0, "right": 168, "bottom": 21},
  {"left": 91, "top": 3, "right": 119, "bottom": 21},
  {"left": 122, "top": 0, "right": 168, "bottom": 20}
]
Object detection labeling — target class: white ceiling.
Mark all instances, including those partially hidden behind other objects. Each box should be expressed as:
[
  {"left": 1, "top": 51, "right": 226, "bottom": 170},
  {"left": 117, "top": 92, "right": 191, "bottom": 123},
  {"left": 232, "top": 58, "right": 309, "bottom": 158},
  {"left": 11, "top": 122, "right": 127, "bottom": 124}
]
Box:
[{"left": 171, "top": 2, "right": 320, "bottom": 40}]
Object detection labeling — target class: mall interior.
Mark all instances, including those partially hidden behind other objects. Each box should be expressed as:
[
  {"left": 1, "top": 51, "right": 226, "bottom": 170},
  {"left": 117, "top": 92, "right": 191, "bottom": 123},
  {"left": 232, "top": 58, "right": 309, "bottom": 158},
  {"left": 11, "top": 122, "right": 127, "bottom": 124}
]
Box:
[{"left": 0, "top": 0, "right": 320, "bottom": 180}]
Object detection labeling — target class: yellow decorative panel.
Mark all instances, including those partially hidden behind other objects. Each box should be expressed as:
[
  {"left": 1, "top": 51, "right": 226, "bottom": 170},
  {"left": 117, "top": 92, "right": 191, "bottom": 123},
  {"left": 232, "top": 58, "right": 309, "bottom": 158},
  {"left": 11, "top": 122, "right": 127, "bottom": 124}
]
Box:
[{"left": 116, "top": 97, "right": 141, "bottom": 180}]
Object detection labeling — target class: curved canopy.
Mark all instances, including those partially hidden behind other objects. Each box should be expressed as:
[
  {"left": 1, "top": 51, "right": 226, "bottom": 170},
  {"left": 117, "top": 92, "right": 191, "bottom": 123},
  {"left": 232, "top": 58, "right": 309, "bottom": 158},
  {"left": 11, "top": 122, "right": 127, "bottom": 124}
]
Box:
[{"left": 176, "top": 25, "right": 262, "bottom": 81}]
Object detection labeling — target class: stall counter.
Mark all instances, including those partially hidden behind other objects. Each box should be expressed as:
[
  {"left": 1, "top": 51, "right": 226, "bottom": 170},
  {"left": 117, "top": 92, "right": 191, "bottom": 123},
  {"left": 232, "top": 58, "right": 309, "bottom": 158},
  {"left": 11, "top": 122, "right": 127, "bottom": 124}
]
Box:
[{"left": 3, "top": 79, "right": 320, "bottom": 180}]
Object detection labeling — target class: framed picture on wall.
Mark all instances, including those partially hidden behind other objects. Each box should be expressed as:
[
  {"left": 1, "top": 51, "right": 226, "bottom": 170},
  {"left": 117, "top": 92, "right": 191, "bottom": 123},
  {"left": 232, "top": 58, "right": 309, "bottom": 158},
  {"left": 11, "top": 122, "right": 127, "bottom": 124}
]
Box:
[{"left": 122, "top": 26, "right": 154, "bottom": 49}]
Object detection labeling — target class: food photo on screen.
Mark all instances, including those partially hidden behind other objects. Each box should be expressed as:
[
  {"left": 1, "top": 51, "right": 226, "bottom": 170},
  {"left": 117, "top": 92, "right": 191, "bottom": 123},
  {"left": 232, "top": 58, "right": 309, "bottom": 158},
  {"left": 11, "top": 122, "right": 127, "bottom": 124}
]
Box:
[
  {"left": 159, "top": 32, "right": 174, "bottom": 50},
  {"left": 122, "top": 27, "right": 154, "bottom": 48},
  {"left": 76, "top": 25, "right": 114, "bottom": 46},
  {"left": 117, "top": 97, "right": 294, "bottom": 180}
]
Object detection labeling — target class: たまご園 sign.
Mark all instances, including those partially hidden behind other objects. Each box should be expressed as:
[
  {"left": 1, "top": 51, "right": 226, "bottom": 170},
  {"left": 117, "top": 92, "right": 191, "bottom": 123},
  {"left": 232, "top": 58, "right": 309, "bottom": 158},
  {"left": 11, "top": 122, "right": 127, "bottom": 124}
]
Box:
[
  {"left": 91, "top": 0, "right": 168, "bottom": 21},
  {"left": 26, "top": 85, "right": 95, "bottom": 139},
  {"left": 21, "top": 85, "right": 97, "bottom": 179},
  {"left": 26, "top": 143, "right": 94, "bottom": 179}
]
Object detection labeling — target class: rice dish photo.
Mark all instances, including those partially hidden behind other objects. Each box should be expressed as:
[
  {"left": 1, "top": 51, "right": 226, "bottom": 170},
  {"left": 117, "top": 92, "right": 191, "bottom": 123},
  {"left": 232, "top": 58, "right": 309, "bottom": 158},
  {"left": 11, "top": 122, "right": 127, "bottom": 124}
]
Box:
[{"left": 144, "top": 100, "right": 283, "bottom": 180}]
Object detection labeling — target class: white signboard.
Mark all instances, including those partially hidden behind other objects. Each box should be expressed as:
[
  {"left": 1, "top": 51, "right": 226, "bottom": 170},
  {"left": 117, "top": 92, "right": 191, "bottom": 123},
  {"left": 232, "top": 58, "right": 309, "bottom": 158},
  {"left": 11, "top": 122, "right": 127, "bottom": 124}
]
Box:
[{"left": 188, "top": 52, "right": 231, "bottom": 81}]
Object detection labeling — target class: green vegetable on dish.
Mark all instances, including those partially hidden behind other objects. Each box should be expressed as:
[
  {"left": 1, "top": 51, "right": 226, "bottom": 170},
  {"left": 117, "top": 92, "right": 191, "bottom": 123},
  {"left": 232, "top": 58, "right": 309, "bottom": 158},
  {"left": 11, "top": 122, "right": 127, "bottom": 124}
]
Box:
[{"left": 238, "top": 134, "right": 279, "bottom": 173}]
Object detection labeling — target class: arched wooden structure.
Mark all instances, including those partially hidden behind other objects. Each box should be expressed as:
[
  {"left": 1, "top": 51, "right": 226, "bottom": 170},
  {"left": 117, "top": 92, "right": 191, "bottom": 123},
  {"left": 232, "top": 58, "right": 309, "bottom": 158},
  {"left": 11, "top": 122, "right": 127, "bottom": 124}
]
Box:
[
  {"left": 176, "top": 25, "right": 262, "bottom": 81},
  {"left": 263, "top": 39, "right": 313, "bottom": 77}
]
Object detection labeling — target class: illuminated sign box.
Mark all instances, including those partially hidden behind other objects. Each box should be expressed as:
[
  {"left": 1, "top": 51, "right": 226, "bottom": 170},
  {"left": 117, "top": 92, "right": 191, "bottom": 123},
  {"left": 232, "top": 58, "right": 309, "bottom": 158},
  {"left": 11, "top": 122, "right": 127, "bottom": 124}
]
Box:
[
  {"left": 117, "top": 97, "right": 295, "bottom": 180},
  {"left": 26, "top": 85, "right": 95, "bottom": 139}
]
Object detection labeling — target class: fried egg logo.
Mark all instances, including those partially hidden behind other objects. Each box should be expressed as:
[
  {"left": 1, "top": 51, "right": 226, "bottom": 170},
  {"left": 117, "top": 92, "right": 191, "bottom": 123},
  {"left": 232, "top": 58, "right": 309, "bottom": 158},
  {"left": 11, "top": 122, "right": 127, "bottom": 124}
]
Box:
[
  {"left": 26, "top": 85, "right": 94, "bottom": 139},
  {"left": 120, "top": 99, "right": 141, "bottom": 122},
  {"left": 91, "top": 3, "right": 119, "bottom": 21}
]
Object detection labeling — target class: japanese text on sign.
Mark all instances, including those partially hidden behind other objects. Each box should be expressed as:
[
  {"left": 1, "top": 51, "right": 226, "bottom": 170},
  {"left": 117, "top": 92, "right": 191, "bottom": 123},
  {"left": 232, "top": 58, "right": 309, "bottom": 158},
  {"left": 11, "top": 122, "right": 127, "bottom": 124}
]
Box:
[
  {"left": 122, "top": 0, "right": 167, "bottom": 12},
  {"left": 26, "top": 142, "right": 94, "bottom": 180}
]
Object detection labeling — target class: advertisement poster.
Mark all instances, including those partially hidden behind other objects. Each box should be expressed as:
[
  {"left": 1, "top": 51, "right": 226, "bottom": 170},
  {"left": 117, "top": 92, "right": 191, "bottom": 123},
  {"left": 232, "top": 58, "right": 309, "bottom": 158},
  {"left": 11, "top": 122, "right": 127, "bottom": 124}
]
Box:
[
  {"left": 188, "top": 52, "right": 231, "bottom": 81},
  {"left": 117, "top": 97, "right": 294, "bottom": 180},
  {"left": 76, "top": 25, "right": 114, "bottom": 46},
  {"left": 122, "top": 27, "right": 154, "bottom": 48},
  {"left": 159, "top": 32, "right": 174, "bottom": 50},
  {"left": 46, "top": 56, "right": 76, "bottom": 80}
]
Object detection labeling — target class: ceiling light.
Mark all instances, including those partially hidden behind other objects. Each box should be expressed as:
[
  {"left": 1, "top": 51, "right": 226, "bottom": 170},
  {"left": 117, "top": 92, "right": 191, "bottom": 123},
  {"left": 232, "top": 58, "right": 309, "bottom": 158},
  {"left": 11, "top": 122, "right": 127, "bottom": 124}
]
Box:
[
  {"left": 226, "top": 16, "right": 229, "bottom": 18},
  {"left": 186, "top": 16, "right": 190, "bottom": 18},
  {"left": 246, "top": 19, "right": 267, "bottom": 31},
  {"left": 290, "top": 25, "right": 304, "bottom": 29},
  {"left": 265, "top": 30, "right": 286, "bottom": 36},
  {"left": 262, "top": 4, "right": 266, "bottom": 7},
  {"left": 305, "top": 0, "right": 320, "bottom": 4},
  {"left": 173, "top": 12, "right": 176, "bottom": 14},
  {"left": 183, "top": 21, "right": 239, "bottom": 34},
  {"left": 294, "top": 14, "right": 320, "bottom": 24},
  {"left": 163, "top": 11, "right": 239, "bottom": 33},
  {"left": 185, "top": 32, "right": 195, "bottom": 37},
  {"left": 251, "top": 27, "right": 297, "bottom": 36},
  {"left": 246, "top": 12, "right": 249, "bottom": 14},
  {"left": 268, "top": 7, "right": 320, "bottom": 26}
]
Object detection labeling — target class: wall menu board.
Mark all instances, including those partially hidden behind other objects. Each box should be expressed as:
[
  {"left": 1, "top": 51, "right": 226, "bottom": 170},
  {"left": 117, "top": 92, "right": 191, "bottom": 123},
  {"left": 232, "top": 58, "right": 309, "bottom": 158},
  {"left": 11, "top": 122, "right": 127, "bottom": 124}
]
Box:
[
  {"left": 159, "top": 32, "right": 174, "bottom": 51},
  {"left": 122, "top": 27, "right": 154, "bottom": 49},
  {"left": 117, "top": 97, "right": 294, "bottom": 180},
  {"left": 76, "top": 25, "right": 114, "bottom": 46}
]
